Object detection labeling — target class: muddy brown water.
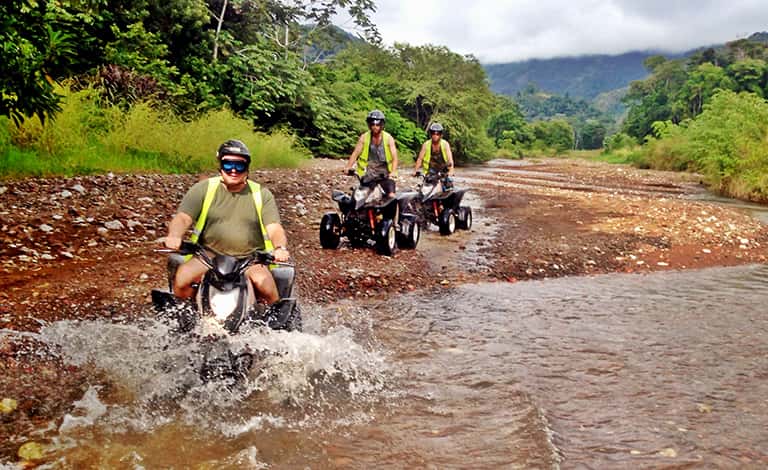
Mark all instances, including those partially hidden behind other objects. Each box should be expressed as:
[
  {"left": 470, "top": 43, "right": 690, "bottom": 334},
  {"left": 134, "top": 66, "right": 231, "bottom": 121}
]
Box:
[{"left": 3, "top": 264, "right": 768, "bottom": 468}]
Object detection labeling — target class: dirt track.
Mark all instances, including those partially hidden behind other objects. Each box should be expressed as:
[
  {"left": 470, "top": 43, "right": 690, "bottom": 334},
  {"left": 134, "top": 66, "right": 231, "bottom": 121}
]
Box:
[{"left": 2, "top": 157, "right": 768, "bottom": 460}]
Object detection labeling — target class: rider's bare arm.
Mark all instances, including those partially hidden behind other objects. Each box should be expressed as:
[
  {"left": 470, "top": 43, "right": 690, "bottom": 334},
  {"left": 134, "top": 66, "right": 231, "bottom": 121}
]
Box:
[
  {"left": 445, "top": 141, "right": 455, "bottom": 175},
  {"left": 389, "top": 136, "right": 399, "bottom": 176},
  {"left": 414, "top": 142, "right": 428, "bottom": 173},
  {"left": 165, "top": 212, "right": 193, "bottom": 249},
  {"left": 344, "top": 134, "right": 365, "bottom": 173},
  {"left": 266, "top": 223, "right": 290, "bottom": 262}
]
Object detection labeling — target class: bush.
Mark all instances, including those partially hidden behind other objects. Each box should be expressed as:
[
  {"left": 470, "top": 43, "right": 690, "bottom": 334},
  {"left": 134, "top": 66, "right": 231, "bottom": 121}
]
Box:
[
  {"left": 684, "top": 90, "right": 768, "bottom": 198},
  {"left": 1, "top": 86, "right": 310, "bottom": 178},
  {"left": 603, "top": 132, "right": 638, "bottom": 153},
  {"left": 629, "top": 90, "right": 768, "bottom": 201},
  {"left": 0, "top": 117, "right": 10, "bottom": 154}
]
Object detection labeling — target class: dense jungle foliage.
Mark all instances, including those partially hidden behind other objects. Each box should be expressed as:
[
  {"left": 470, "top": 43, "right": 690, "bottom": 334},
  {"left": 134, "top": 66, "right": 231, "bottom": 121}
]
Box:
[
  {"left": 0, "top": 0, "right": 577, "bottom": 176},
  {"left": 605, "top": 35, "right": 768, "bottom": 201}
]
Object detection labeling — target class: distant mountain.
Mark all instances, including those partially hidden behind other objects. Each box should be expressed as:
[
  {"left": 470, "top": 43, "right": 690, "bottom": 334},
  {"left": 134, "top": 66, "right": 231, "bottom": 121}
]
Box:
[
  {"left": 484, "top": 32, "right": 768, "bottom": 101},
  {"left": 747, "top": 31, "right": 768, "bottom": 43},
  {"left": 484, "top": 51, "right": 659, "bottom": 100}
]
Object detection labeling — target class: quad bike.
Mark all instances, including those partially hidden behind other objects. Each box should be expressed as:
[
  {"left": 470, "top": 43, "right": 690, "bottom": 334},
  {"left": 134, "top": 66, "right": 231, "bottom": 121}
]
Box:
[
  {"left": 319, "top": 170, "right": 421, "bottom": 255},
  {"left": 413, "top": 170, "right": 472, "bottom": 235},
  {"left": 151, "top": 241, "right": 301, "bottom": 382}
]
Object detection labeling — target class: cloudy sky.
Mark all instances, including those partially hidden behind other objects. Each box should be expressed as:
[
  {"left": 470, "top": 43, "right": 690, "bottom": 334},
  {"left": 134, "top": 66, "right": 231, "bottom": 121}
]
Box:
[{"left": 338, "top": 0, "right": 768, "bottom": 63}]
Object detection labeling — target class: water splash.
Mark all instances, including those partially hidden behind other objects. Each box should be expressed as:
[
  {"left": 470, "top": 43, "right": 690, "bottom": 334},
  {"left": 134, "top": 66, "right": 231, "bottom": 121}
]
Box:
[{"left": 0, "top": 305, "right": 392, "bottom": 467}]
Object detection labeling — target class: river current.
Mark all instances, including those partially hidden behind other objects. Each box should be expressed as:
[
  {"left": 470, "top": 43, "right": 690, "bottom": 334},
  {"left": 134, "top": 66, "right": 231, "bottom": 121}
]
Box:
[{"left": 3, "top": 264, "right": 767, "bottom": 468}]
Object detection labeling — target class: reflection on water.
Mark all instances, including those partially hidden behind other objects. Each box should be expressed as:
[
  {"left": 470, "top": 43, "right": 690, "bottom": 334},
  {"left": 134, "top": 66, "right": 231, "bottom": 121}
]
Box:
[
  {"left": 688, "top": 191, "right": 768, "bottom": 224},
  {"left": 3, "top": 265, "right": 768, "bottom": 468},
  {"left": 358, "top": 264, "right": 768, "bottom": 468}
]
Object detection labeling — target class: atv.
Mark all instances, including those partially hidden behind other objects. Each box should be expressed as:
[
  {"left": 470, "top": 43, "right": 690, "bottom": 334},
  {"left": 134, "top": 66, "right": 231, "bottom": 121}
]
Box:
[
  {"left": 319, "top": 170, "right": 421, "bottom": 255},
  {"left": 413, "top": 169, "right": 472, "bottom": 235},
  {"left": 151, "top": 241, "right": 301, "bottom": 383}
]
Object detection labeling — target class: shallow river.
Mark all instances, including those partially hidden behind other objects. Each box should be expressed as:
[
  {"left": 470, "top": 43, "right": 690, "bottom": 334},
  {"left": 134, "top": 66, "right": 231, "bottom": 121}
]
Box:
[{"left": 3, "top": 264, "right": 768, "bottom": 468}]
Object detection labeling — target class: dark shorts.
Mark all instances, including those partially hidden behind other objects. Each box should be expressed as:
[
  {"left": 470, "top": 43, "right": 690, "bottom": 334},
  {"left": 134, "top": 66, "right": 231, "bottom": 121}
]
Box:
[{"left": 361, "top": 177, "right": 396, "bottom": 195}]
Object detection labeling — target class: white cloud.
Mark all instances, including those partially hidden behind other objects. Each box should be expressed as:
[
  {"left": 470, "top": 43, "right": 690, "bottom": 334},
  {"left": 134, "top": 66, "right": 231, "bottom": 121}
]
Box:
[{"left": 352, "top": 0, "right": 768, "bottom": 62}]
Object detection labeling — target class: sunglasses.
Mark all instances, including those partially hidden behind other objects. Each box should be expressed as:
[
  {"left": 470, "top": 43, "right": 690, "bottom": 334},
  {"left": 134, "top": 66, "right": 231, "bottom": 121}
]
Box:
[
  {"left": 220, "top": 160, "right": 248, "bottom": 173},
  {"left": 369, "top": 120, "right": 382, "bottom": 126}
]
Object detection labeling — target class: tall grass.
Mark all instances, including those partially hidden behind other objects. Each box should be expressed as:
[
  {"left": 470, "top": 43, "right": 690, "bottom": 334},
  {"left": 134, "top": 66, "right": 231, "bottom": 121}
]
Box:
[{"left": 0, "top": 86, "right": 310, "bottom": 179}]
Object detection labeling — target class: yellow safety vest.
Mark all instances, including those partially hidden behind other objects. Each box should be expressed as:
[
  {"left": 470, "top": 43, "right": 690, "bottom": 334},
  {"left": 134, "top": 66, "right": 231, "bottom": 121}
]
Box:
[
  {"left": 422, "top": 139, "right": 448, "bottom": 173},
  {"left": 188, "top": 177, "right": 273, "bottom": 257},
  {"left": 358, "top": 131, "right": 394, "bottom": 177}
]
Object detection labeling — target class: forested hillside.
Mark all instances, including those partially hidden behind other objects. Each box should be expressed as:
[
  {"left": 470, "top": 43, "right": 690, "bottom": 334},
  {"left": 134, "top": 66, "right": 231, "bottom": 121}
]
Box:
[
  {"left": 484, "top": 51, "right": 656, "bottom": 100},
  {"left": 601, "top": 34, "right": 768, "bottom": 202}
]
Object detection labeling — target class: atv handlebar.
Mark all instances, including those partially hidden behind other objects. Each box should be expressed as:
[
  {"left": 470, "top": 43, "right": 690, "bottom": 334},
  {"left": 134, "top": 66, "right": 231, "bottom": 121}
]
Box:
[{"left": 154, "top": 241, "right": 293, "bottom": 267}]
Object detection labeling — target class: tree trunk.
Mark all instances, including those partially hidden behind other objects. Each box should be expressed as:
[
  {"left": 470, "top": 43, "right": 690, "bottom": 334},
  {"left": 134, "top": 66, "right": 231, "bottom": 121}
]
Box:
[{"left": 213, "top": 0, "right": 228, "bottom": 62}]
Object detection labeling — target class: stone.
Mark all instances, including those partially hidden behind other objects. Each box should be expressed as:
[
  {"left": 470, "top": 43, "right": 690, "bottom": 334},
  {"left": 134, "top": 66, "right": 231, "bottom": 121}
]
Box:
[
  {"left": 104, "top": 220, "right": 124, "bottom": 230},
  {"left": 0, "top": 398, "right": 17, "bottom": 414},
  {"left": 18, "top": 442, "right": 45, "bottom": 461}
]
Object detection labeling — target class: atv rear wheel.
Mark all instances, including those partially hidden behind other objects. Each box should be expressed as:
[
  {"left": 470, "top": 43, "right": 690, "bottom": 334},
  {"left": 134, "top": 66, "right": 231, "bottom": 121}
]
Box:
[
  {"left": 319, "top": 213, "right": 341, "bottom": 249},
  {"left": 438, "top": 209, "right": 456, "bottom": 235},
  {"left": 375, "top": 219, "right": 397, "bottom": 255},
  {"left": 456, "top": 206, "right": 472, "bottom": 230}
]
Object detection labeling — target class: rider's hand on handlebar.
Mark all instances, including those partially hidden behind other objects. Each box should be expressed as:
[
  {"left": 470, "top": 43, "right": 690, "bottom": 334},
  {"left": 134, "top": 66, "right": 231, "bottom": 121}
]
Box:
[
  {"left": 164, "top": 236, "right": 182, "bottom": 250},
  {"left": 273, "top": 246, "right": 290, "bottom": 263}
]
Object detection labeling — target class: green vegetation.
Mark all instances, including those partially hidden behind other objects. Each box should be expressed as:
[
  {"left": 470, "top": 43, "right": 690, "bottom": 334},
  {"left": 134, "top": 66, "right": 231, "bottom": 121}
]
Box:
[
  {"left": 3, "top": 2, "right": 767, "bottom": 203},
  {"left": 607, "top": 35, "right": 768, "bottom": 201},
  {"left": 1, "top": 0, "right": 504, "bottom": 178},
  {"left": 0, "top": 87, "right": 309, "bottom": 178}
]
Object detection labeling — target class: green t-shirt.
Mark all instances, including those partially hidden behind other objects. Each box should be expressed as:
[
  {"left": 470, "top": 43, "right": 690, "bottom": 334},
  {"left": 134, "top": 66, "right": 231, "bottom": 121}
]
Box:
[{"left": 178, "top": 178, "right": 281, "bottom": 256}]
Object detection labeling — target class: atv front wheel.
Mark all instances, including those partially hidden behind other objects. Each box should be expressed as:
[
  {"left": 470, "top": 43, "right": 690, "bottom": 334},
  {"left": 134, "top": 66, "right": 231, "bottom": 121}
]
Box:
[
  {"left": 456, "top": 206, "right": 473, "bottom": 230},
  {"left": 375, "top": 219, "right": 397, "bottom": 255},
  {"left": 438, "top": 209, "right": 456, "bottom": 235},
  {"left": 319, "top": 213, "right": 341, "bottom": 249},
  {"left": 397, "top": 216, "right": 420, "bottom": 249}
]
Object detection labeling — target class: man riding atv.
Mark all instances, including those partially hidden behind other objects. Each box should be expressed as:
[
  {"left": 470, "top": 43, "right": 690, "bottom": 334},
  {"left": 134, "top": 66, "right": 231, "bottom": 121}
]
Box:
[
  {"left": 343, "top": 110, "right": 399, "bottom": 198},
  {"left": 413, "top": 122, "right": 454, "bottom": 183},
  {"left": 163, "top": 139, "right": 291, "bottom": 317}
]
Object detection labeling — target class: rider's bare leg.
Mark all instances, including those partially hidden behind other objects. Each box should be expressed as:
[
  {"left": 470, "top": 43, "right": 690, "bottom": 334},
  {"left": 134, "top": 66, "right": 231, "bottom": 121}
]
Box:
[
  {"left": 246, "top": 265, "right": 280, "bottom": 304},
  {"left": 173, "top": 258, "right": 207, "bottom": 299}
]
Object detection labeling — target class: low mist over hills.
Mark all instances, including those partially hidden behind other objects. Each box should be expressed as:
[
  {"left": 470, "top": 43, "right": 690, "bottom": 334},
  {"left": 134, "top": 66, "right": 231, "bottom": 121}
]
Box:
[
  {"left": 483, "top": 32, "right": 768, "bottom": 101},
  {"left": 484, "top": 51, "right": 666, "bottom": 100}
]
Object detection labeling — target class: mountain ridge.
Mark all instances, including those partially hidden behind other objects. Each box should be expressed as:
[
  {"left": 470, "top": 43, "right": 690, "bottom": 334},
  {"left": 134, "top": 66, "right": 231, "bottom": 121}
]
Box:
[{"left": 483, "top": 32, "right": 768, "bottom": 100}]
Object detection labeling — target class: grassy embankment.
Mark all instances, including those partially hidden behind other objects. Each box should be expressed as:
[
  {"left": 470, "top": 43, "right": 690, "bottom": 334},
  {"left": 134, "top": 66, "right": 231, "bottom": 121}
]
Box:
[{"left": 0, "top": 87, "right": 310, "bottom": 179}]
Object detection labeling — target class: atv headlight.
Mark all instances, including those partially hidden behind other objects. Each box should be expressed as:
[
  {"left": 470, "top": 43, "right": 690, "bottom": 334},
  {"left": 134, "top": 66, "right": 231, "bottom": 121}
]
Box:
[{"left": 209, "top": 288, "right": 239, "bottom": 321}]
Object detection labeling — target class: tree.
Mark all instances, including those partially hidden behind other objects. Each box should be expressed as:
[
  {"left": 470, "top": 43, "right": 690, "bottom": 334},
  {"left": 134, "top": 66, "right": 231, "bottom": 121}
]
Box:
[
  {"left": 0, "top": 1, "right": 86, "bottom": 122},
  {"left": 728, "top": 59, "right": 767, "bottom": 97},
  {"left": 622, "top": 59, "right": 687, "bottom": 139},
  {"left": 675, "top": 63, "right": 735, "bottom": 117},
  {"left": 530, "top": 119, "right": 574, "bottom": 153},
  {"left": 579, "top": 119, "right": 608, "bottom": 150},
  {"left": 208, "top": 0, "right": 379, "bottom": 62},
  {"left": 487, "top": 98, "right": 528, "bottom": 145}
]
